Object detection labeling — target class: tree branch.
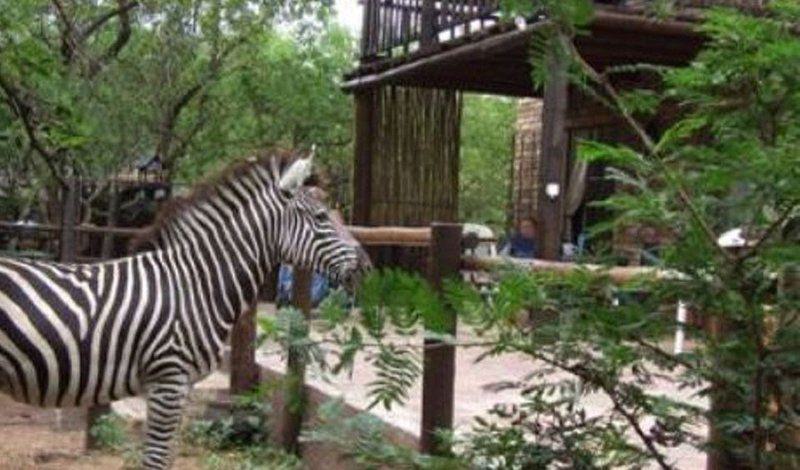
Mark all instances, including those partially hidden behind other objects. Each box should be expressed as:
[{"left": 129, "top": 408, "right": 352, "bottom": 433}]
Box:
[
  {"left": 156, "top": 37, "right": 247, "bottom": 171},
  {"left": 51, "top": 0, "right": 79, "bottom": 63},
  {"left": 95, "top": 0, "right": 138, "bottom": 72},
  {"left": 80, "top": 1, "right": 140, "bottom": 41},
  {"left": 52, "top": 0, "right": 139, "bottom": 73},
  {"left": 0, "top": 72, "right": 66, "bottom": 187},
  {"left": 739, "top": 202, "right": 799, "bottom": 260}
]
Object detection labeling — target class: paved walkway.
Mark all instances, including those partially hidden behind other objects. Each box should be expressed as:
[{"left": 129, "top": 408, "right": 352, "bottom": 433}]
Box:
[
  {"left": 113, "top": 302, "right": 708, "bottom": 469},
  {"left": 252, "top": 305, "right": 708, "bottom": 469}
]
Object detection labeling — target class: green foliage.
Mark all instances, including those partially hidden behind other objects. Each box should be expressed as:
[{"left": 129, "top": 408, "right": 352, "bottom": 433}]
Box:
[
  {"left": 459, "top": 95, "right": 517, "bottom": 230},
  {"left": 88, "top": 412, "right": 129, "bottom": 452},
  {"left": 499, "top": 0, "right": 594, "bottom": 31},
  {"left": 367, "top": 344, "right": 422, "bottom": 410},
  {"left": 275, "top": 3, "right": 800, "bottom": 469},
  {"left": 198, "top": 446, "right": 301, "bottom": 470},
  {"left": 185, "top": 392, "right": 273, "bottom": 450},
  {"left": 184, "top": 385, "right": 300, "bottom": 469},
  {"left": 0, "top": 0, "right": 355, "bottom": 216},
  {"left": 303, "top": 400, "right": 431, "bottom": 469}
]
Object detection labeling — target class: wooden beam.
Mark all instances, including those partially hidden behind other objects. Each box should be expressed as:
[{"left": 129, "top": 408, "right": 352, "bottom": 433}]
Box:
[
  {"left": 348, "top": 226, "right": 432, "bottom": 246},
  {"left": 63, "top": 178, "right": 113, "bottom": 451},
  {"left": 342, "top": 22, "right": 543, "bottom": 92},
  {"left": 461, "top": 255, "right": 683, "bottom": 284},
  {"left": 591, "top": 7, "right": 699, "bottom": 37},
  {"left": 536, "top": 35, "right": 570, "bottom": 260},
  {"left": 100, "top": 182, "right": 119, "bottom": 258},
  {"left": 396, "top": 74, "right": 535, "bottom": 97},
  {"left": 420, "top": 223, "right": 461, "bottom": 455},
  {"left": 0, "top": 221, "right": 433, "bottom": 248}
]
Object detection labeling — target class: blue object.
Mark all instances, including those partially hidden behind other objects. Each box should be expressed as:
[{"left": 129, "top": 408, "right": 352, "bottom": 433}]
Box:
[
  {"left": 504, "top": 234, "right": 537, "bottom": 259},
  {"left": 277, "top": 265, "right": 330, "bottom": 307}
]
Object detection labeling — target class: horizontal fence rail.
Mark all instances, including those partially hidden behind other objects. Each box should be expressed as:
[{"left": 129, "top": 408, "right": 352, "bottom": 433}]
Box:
[
  {"left": 0, "top": 220, "right": 677, "bottom": 282},
  {"left": 462, "top": 254, "right": 685, "bottom": 283},
  {"left": 0, "top": 221, "right": 435, "bottom": 247}
]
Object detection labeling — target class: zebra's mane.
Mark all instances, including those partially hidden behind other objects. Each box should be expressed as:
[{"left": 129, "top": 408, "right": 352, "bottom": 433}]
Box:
[{"left": 131, "top": 148, "right": 305, "bottom": 251}]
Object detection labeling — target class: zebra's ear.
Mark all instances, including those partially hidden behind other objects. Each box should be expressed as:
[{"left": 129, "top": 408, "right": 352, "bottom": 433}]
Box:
[{"left": 279, "top": 151, "right": 314, "bottom": 193}]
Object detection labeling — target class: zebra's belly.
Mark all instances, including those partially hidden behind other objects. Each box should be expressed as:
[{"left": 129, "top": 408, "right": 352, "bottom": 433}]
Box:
[{"left": 0, "top": 328, "right": 147, "bottom": 408}]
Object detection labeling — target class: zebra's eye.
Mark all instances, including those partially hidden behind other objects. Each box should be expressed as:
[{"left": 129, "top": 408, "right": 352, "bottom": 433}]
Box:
[{"left": 314, "top": 212, "right": 327, "bottom": 223}]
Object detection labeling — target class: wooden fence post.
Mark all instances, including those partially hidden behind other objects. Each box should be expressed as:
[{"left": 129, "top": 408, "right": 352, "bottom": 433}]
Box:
[
  {"left": 277, "top": 267, "right": 313, "bottom": 455},
  {"left": 59, "top": 178, "right": 78, "bottom": 263},
  {"left": 420, "top": 223, "right": 461, "bottom": 455},
  {"left": 100, "top": 181, "right": 119, "bottom": 258},
  {"left": 229, "top": 268, "right": 280, "bottom": 396},
  {"left": 230, "top": 303, "right": 261, "bottom": 396}
]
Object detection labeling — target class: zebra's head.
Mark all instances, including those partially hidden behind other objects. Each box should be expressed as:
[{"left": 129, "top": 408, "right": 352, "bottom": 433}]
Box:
[{"left": 276, "top": 153, "right": 371, "bottom": 291}]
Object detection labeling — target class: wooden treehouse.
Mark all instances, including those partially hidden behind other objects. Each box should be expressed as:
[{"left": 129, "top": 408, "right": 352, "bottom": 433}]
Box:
[{"left": 345, "top": 0, "right": 764, "bottom": 261}]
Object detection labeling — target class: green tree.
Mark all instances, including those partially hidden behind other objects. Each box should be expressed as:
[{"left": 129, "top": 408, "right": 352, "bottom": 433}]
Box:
[
  {"left": 274, "top": 2, "right": 799, "bottom": 469},
  {"left": 459, "top": 95, "right": 516, "bottom": 231},
  {"left": 0, "top": 0, "right": 355, "bottom": 219}
]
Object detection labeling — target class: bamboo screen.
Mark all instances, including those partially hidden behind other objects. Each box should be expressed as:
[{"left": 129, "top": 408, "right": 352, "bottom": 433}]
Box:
[{"left": 368, "top": 86, "right": 462, "bottom": 226}]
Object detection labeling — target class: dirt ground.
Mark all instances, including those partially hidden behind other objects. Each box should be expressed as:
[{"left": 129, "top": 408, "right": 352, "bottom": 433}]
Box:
[{"left": 0, "top": 394, "right": 207, "bottom": 469}]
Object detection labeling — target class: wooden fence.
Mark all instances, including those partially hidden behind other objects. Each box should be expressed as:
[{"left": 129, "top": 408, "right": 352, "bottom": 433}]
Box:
[{"left": 0, "top": 216, "right": 686, "bottom": 458}]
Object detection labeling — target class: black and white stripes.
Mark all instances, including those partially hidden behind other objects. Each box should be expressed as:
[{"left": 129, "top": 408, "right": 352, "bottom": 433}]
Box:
[{"left": 0, "top": 153, "right": 368, "bottom": 469}]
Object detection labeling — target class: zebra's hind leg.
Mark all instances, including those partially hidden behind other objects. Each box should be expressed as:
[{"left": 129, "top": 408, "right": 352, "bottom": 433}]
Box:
[{"left": 142, "top": 376, "right": 190, "bottom": 469}]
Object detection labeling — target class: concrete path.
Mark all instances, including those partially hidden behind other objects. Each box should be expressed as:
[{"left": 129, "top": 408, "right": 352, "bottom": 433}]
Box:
[
  {"left": 252, "top": 305, "right": 708, "bottom": 469},
  {"left": 113, "top": 302, "right": 708, "bottom": 469}
]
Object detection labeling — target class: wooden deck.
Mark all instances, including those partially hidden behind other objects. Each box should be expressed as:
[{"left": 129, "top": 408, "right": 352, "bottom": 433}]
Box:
[{"left": 345, "top": 0, "right": 764, "bottom": 96}]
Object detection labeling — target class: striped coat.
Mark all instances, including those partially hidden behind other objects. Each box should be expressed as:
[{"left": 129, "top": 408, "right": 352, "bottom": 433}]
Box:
[{"left": 0, "top": 154, "right": 367, "bottom": 468}]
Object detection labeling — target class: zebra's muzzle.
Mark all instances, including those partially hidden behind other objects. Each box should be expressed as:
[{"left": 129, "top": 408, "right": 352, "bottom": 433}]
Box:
[{"left": 336, "top": 248, "right": 372, "bottom": 293}]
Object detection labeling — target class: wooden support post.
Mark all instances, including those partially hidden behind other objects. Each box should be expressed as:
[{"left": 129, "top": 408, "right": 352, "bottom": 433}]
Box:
[
  {"left": 59, "top": 179, "right": 78, "bottom": 263},
  {"left": 100, "top": 182, "right": 118, "bottom": 259},
  {"left": 352, "top": 90, "right": 375, "bottom": 226},
  {"left": 360, "top": 0, "right": 377, "bottom": 59},
  {"left": 420, "top": 223, "right": 461, "bottom": 455},
  {"left": 277, "top": 267, "right": 312, "bottom": 455},
  {"left": 773, "top": 265, "right": 800, "bottom": 458},
  {"left": 705, "top": 315, "right": 739, "bottom": 470},
  {"left": 229, "top": 302, "right": 260, "bottom": 396},
  {"left": 536, "top": 35, "right": 570, "bottom": 261}
]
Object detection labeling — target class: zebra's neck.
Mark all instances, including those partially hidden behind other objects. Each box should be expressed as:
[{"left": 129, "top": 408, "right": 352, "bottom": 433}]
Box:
[{"left": 146, "top": 162, "right": 284, "bottom": 359}]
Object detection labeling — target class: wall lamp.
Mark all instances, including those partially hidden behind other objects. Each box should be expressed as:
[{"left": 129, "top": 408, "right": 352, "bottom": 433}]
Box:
[{"left": 545, "top": 183, "right": 561, "bottom": 201}]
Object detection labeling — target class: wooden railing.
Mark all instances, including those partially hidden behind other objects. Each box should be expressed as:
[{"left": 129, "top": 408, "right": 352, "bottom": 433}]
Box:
[
  {"left": 358, "top": 0, "right": 768, "bottom": 62},
  {"left": 360, "top": 0, "right": 501, "bottom": 60}
]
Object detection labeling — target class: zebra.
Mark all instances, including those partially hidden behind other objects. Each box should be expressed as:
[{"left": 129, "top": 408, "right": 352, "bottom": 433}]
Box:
[{"left": 0, "top": 151, "right": 370, "bottom": 468}]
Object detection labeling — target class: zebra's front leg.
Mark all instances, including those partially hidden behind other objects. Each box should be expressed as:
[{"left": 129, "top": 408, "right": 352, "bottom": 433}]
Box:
[{"left": 142, "top": 376, "right": 190, "bottom": 469}]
